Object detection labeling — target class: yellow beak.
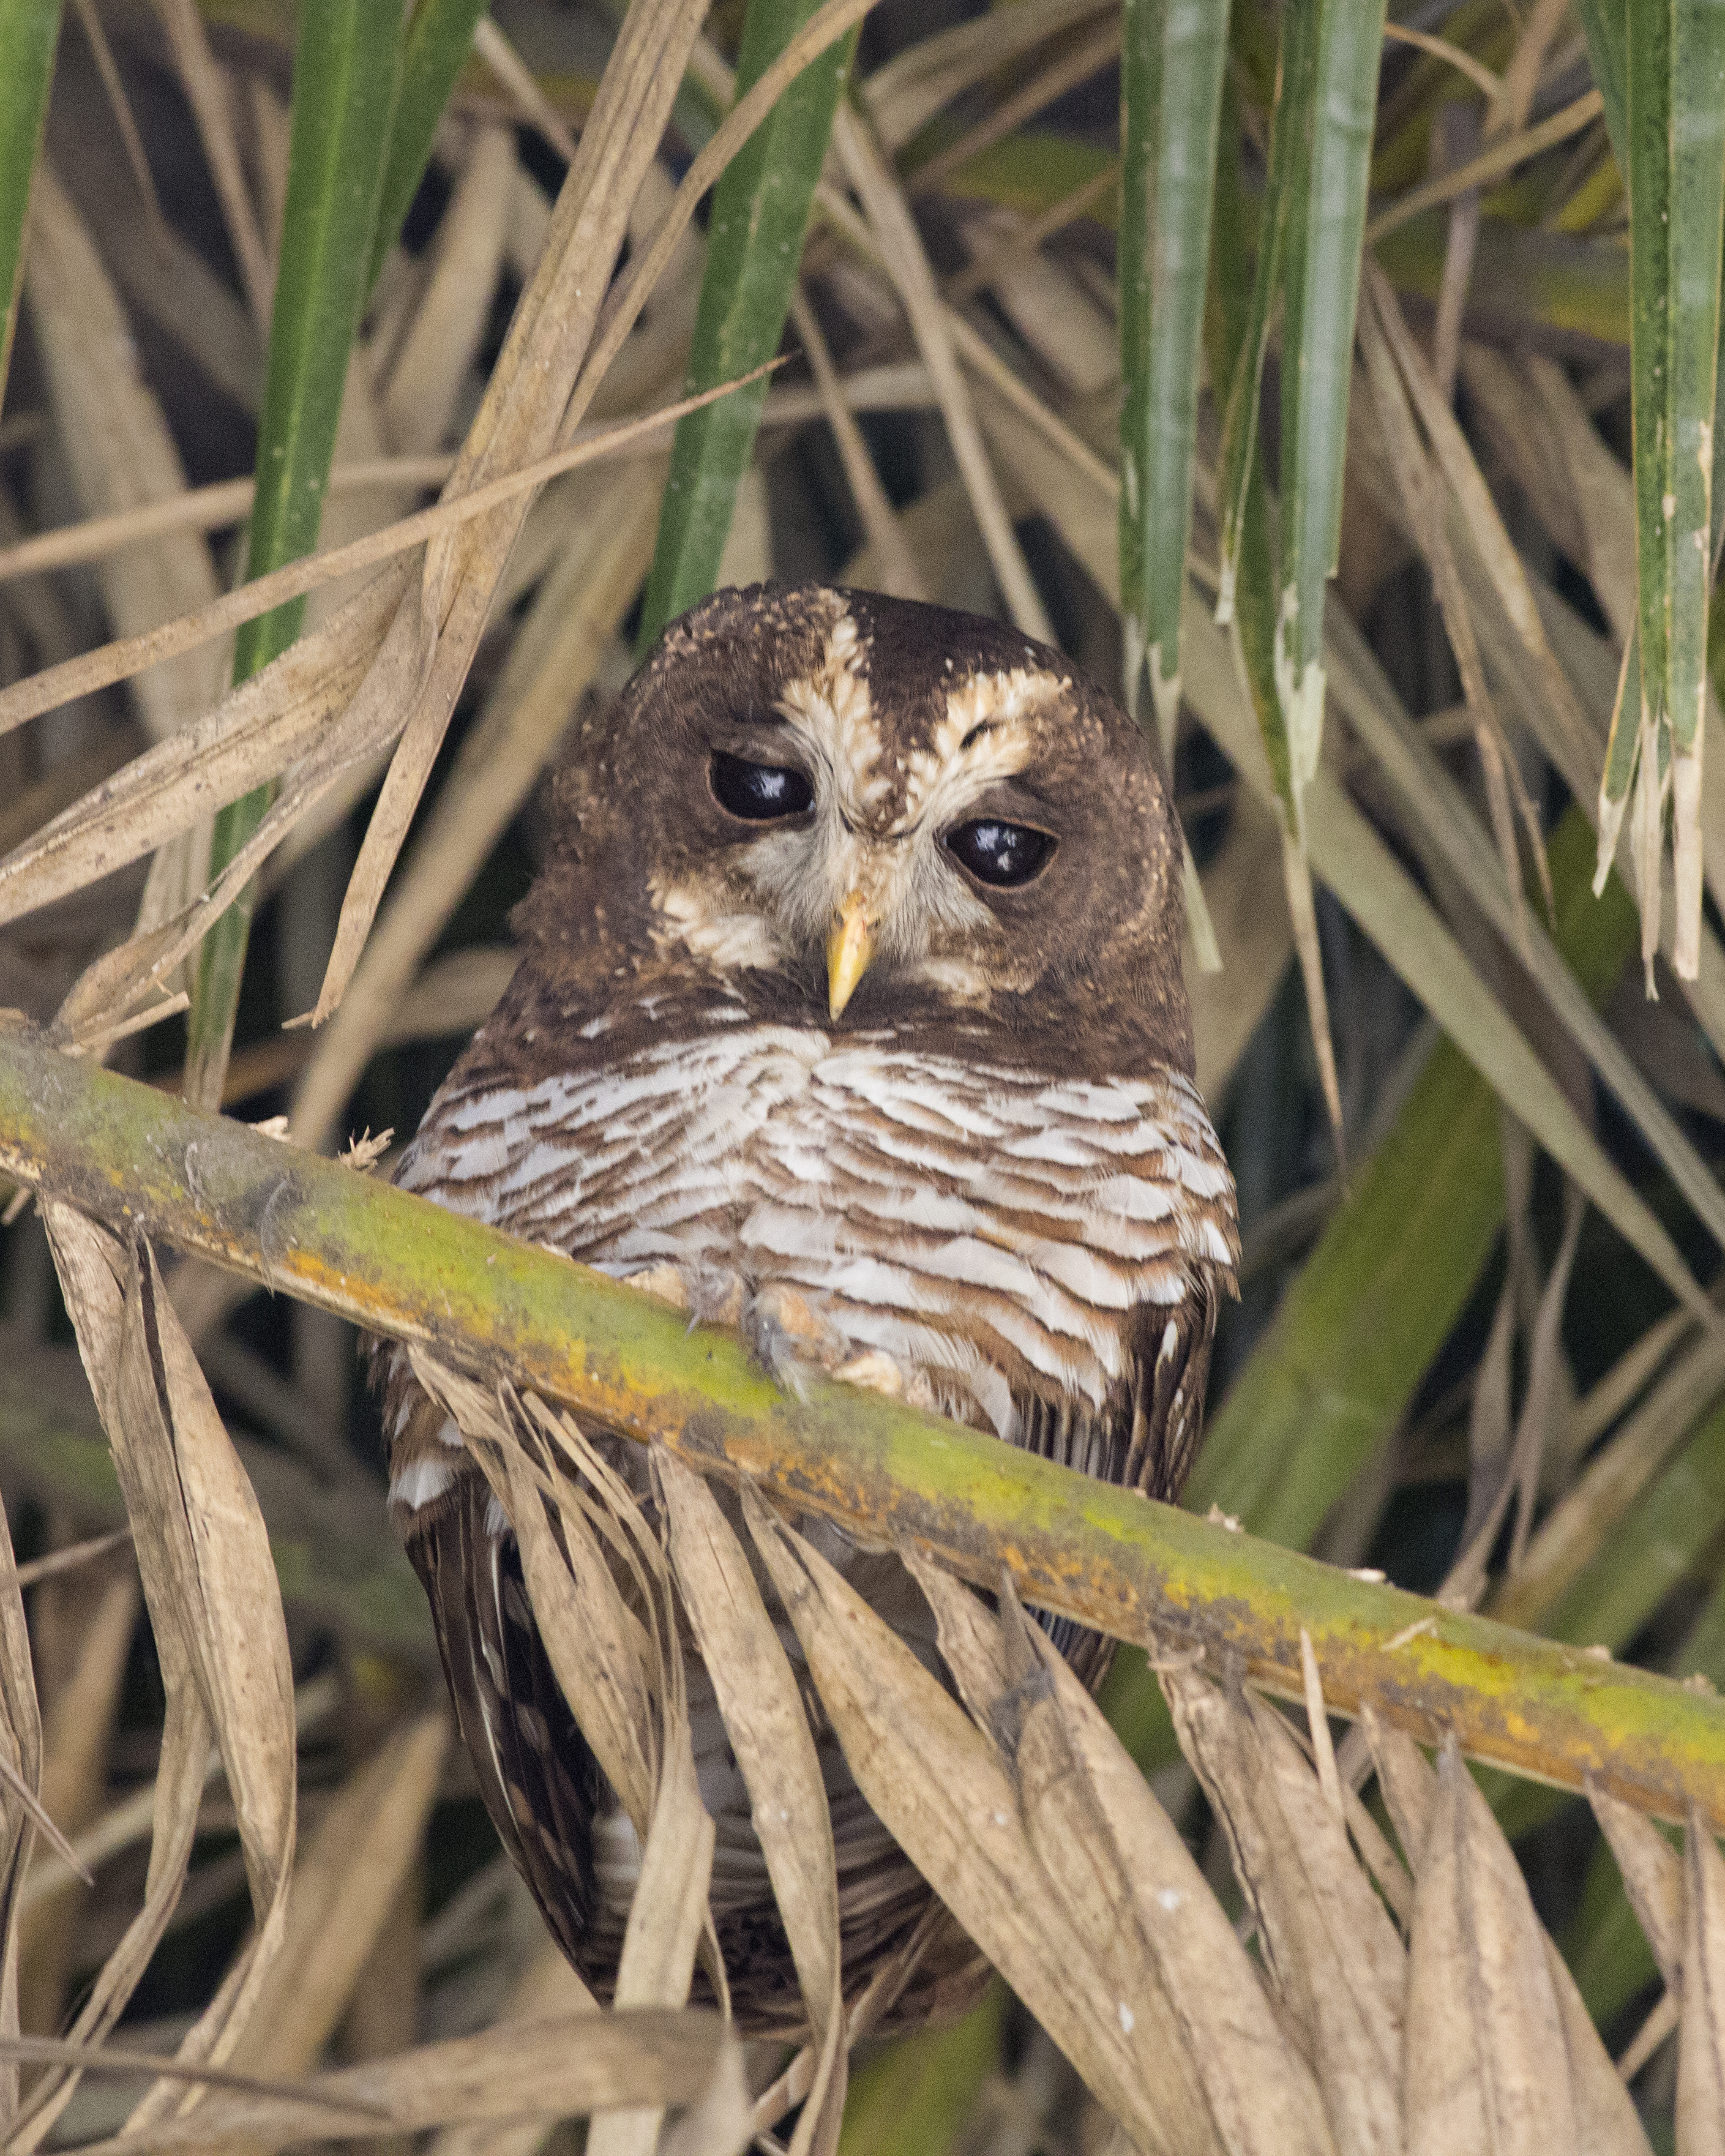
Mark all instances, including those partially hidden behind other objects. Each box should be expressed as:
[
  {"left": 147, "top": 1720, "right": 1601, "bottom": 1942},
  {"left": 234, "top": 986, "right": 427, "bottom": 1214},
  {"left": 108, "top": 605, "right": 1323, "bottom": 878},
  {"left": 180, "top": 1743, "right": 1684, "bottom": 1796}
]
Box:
[{"left": 826, "top": 891, "right": 876, "bottom": 1019}]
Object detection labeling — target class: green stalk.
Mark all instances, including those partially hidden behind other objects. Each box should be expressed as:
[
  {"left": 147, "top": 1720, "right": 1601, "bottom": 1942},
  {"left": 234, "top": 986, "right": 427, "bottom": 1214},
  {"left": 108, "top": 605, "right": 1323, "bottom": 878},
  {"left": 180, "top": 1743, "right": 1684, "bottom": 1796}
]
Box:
[
  {"left": 182, "top": 0, "right": 403, "bottom": 1109},
  {"left": 1574, "top": 0, "right": 1629, "bottom": 167},
  {"left": 0, "top": 0, "right": 60, "bottom": 411},
  {"left": 1205, "top": 53, "right": 1349, "bottom": 1146},
  {"left": 637, "top": 0, "right": 856, "bottom": 647},
  {"left": 1214, "top": 0, "right": 1308, "bottom": 774},
  {"left": 1601, "top": 0, "right": 1725, "bottom": 970},
  {"left": 1273, "top": 0, "right": 1386, "bottom": 811},
  {"left": 1117, "top": 0, "right": 1227, "bottom": 754},
  {"left": 1209, "top": 15, "right": 1298, "bottom": 817},
  {"left": 2, "top": 1021, "right": 1724, "bottom": 1829},
  {"left": 367, "top": 0, "right": 492, "bottom": 294}
]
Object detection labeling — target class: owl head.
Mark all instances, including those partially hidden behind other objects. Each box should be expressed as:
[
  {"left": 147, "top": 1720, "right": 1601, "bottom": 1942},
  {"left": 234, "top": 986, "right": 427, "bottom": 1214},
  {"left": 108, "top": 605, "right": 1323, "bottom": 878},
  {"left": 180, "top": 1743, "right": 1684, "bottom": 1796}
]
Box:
[{"left": 522, "top": 584, "right": 1195, "bottom": 1071}]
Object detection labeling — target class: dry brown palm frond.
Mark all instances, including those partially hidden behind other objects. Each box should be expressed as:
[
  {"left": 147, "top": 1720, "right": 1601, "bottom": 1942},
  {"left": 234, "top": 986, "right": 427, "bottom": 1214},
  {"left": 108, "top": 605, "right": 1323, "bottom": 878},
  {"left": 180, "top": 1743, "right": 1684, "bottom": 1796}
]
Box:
[
  {"left": 231, "top": 1342, "right": 1691, "bottom": 2154},
  {"left": 21, "top": 1206, "right": 294, "bottom": 2150}
]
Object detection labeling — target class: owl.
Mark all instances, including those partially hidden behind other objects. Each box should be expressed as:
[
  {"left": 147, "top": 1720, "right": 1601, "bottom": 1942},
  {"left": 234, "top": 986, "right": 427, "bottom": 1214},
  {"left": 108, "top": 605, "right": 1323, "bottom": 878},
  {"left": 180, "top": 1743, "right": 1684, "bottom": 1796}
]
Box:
[{"left": 378, "top": 584, "right": 1239, "bottom": 2031}]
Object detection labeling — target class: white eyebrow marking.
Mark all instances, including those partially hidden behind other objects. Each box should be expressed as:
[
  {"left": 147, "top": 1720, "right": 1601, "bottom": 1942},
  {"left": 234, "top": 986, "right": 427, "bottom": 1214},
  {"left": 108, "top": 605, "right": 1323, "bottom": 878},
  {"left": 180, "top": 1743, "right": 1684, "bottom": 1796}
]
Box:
[
  {"left": 774, "top": 609, "right": 889, "bottom": 819},
  {"left": 893, "top": 665, "right": 1066, "bottom": 833}
]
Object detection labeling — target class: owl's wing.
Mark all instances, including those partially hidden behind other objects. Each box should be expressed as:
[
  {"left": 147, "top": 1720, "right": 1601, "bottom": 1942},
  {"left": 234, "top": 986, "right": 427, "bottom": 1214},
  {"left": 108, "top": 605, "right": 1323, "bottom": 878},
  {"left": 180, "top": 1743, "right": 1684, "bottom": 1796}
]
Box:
[
  {"left": 1011, "top": 1272, "right": 1220, "bottom": 1501},
  {"left": 1012, "top": 1271, "right": 1221, "bottom": 1685},
  {"left": 395, "top": 1430, "right": 601, "bottom": 1972},
  {"left": 1131, "top": 1271, "right": 1225, "bottom": 1499}
]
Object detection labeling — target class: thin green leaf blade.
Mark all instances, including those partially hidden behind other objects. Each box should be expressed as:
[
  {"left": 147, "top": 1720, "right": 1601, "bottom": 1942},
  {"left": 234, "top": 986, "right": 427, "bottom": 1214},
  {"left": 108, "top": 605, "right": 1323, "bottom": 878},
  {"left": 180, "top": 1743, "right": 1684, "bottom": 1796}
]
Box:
[
  {"left": 236, "top": 0, "right": 403, "bottom": 684},
  {"left": 637, "top": 0, "right": 856, "bottom": 647},
  {"left": 1627, "top": 4, "right": 1696, "bottom": 738},
  {"left": 1214, "top": 0, "right": 1308, "bottom": 647},
  {"left": 1230, "top": 463, "right": 1293, "bottom": 810},
  {"left": 1620, "top": 0, "right": 1725, "bottom": 975},
  {"left": 1274, "top": 0, "right": 1386, "bottom": 801},
  {"left": 184, "top": 0, "right": 403, "bottom": 1105},
  {"left": 1118, "top": 0, "right": 1227, "bottom": 751},
  {"left": 367, "top": 0, "right": 490, "bottom": 294},
  {"left": 1575, "top": 0, "right": 1629, "bottom": 171},
  {"left": 0, "top": 0, "right": 60, "bottom": 410},
  {"left": 1594, "top": 616, "right": 1642, "bottom": 888},
  {"left": 1207, "top": 59, "right": 1293, "bottom": 813},
  {"left": 1205, "top": 77, "right": 1344, "bottom": 1144},
  {"left": 1665, "top": 2, "right": 1725, "bottom": 743}
]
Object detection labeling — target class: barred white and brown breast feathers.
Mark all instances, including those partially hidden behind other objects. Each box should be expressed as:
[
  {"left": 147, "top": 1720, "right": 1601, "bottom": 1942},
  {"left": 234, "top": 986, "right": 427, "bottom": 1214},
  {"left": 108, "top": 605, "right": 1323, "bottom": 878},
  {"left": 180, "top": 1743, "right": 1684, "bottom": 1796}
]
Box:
[{"left": 376, "top": 583, "right": 1240, "bottom": 2030}]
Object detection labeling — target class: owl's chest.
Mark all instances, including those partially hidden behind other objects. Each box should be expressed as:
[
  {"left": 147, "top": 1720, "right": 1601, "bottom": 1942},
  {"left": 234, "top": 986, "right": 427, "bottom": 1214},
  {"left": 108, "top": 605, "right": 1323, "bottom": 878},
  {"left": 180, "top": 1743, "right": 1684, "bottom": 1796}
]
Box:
[
  {"left": 399, "top": 1024, "right": 1228, "bottom": 1430},
  {"left": 403, "top": 1025, "right": 850, "bottom": 1259}
]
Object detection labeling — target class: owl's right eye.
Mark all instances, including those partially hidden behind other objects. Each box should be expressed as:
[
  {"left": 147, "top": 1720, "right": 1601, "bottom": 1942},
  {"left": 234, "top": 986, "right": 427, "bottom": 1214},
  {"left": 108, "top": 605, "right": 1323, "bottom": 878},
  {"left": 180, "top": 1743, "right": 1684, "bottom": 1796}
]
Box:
[{"left": 709, "top": 751, "right": 814, "bottom": 821}]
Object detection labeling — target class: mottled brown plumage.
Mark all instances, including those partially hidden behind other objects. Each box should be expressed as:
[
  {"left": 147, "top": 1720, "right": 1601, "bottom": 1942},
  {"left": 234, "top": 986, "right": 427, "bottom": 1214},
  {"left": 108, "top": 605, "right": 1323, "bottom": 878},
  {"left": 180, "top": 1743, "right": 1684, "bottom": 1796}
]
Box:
[{"left": 378, "top": 583, "right": 1238, "bottom": 2031}]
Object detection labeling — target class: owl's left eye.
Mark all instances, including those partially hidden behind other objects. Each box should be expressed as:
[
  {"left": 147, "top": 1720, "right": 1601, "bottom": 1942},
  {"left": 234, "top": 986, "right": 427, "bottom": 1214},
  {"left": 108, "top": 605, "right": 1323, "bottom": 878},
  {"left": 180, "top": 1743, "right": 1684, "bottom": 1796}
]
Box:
[
  {"left": 709, "top": 751, "right": 815, "bottom": 821},
  {"left": 943, "top": 818, "right": 1055, "bottom": 888}
]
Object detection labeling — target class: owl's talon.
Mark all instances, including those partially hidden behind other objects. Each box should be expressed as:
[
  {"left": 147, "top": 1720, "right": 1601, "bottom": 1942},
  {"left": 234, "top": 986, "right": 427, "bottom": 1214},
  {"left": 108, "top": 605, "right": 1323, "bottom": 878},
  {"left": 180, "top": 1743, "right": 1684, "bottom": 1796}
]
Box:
[
  {"left": 627, "top": 1262, "right": 690, "bottom": 1311},
  {"left": 833, "top": 1350, "right": 908, "bottom": 1398},
  {"left": 743, "top": 1284, "right": 844, "bottom": 1398},
  {"left": 747, "top": 1283, "right": 840, "bottom": 1359},
  {"left": 747, "top": 1319, "right": 817, "bottom": 1399},
  {"left": 686, "top": 1270, "right": 746, "bottom": 1331}
]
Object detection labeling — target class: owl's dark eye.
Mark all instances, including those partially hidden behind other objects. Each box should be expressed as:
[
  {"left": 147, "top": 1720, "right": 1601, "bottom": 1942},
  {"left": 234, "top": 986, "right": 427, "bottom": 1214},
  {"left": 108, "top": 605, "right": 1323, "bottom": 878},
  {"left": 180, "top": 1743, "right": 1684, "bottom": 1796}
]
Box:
[
  {"left": 943, "top": 818, "right": 1055, "bottom": 888},
  {"left": 709, "top": 751, "right": 814, "bottom": 821}
]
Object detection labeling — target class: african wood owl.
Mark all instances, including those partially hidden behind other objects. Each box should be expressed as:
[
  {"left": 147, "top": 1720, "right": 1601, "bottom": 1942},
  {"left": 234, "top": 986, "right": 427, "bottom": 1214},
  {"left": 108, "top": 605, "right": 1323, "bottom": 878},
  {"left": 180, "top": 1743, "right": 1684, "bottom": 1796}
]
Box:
[{"left": 378, "top": 583, "right": 1240, "bottom": 2031}]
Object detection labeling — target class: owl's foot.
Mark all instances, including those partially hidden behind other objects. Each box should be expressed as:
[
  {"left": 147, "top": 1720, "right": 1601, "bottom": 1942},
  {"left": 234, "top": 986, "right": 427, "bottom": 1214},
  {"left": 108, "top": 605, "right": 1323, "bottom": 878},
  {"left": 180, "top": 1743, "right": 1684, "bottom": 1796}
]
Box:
[
  {"left": 626, "top": 1262, "right": 746, "bottom": 1330},
  {"left": 833, "top": 1350, "right": 936, "bottom": 1412},
  {"left": 626, "top": 1262, "right": 689, "bottom": 1310},
  {"left": 643, "top": 1275, "right": 931, "bottom": 1410},
  {"left": 750, "top": 1283, "right": 839, "bottom": 1358},
  {"left": 744, "top": 1282, "right": 843, "bottom": 1398}
]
